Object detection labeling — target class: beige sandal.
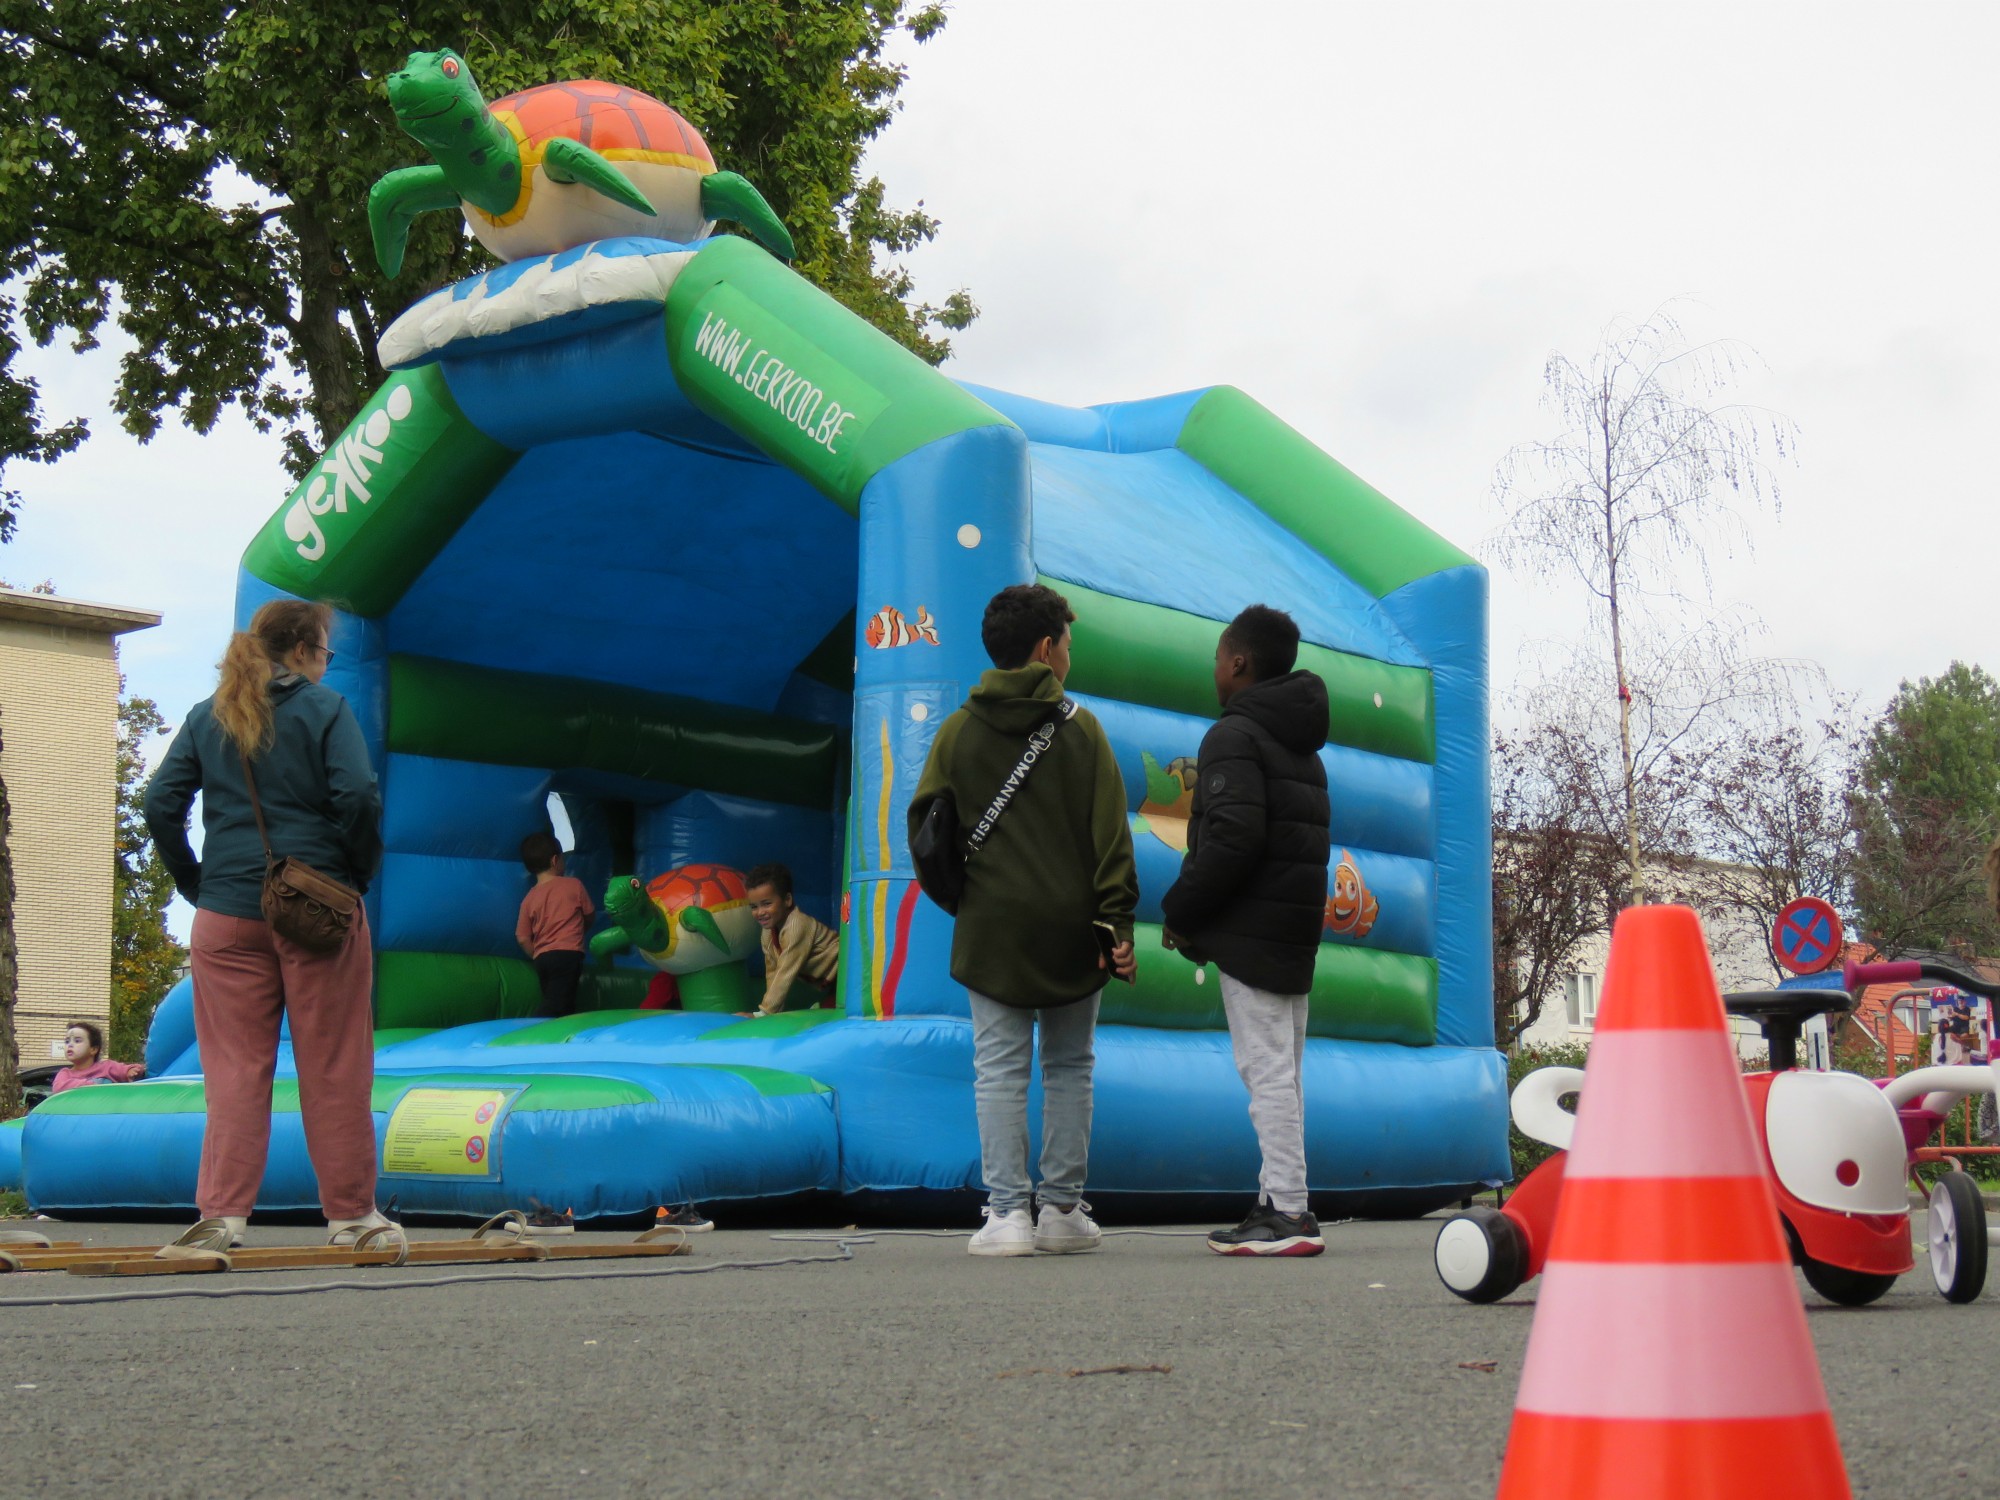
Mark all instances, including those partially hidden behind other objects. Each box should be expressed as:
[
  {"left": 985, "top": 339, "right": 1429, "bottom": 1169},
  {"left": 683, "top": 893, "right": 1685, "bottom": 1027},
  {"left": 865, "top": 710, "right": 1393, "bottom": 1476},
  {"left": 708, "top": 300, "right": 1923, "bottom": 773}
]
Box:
[{"left": 152, "top": 1218, "right": 236, "bottom": 1266}]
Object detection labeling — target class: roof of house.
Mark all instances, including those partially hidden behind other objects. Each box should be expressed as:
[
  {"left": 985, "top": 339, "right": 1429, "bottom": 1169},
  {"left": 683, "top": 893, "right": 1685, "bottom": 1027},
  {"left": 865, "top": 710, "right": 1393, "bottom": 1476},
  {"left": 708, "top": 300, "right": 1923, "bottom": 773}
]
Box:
[{"left": 0, "top": 586, "right": 160, "bottom": 635}]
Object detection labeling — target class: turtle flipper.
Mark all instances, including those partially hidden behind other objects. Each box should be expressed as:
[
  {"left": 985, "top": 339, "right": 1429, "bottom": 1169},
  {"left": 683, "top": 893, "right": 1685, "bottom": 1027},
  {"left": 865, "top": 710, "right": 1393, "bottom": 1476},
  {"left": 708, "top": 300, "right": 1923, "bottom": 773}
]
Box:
[
  {"left": 677, "top": 904, "right": 729, "bottom": 953},
  {"left": 1140, "top": 751, "right": 1183, "bottom": 808},
  {"left": 368, "top": 165, "right": 464, "bottom": 279},
  {"left": 588, "top": 926, "right": 634, "bottom": 961},
  {"left": 541, "top": 136, "right": 656, "bottom": 218},
  {"left": 700, "top": 171, "right": 796, "bottom": 260}
]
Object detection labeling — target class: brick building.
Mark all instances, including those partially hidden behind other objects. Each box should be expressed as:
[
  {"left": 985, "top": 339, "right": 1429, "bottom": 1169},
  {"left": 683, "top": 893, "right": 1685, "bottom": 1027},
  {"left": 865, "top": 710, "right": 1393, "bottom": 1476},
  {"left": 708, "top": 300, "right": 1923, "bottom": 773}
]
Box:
[{"left": 0, "top": 587, "right": 161, "bottom": 1065}]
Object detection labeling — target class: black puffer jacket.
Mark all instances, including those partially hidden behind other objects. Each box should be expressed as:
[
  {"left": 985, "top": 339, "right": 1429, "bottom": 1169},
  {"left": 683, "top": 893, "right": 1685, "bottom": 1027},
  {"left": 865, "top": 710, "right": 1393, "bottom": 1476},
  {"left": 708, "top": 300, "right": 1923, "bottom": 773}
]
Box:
[{"left": 1160, "top": 671, "right": 1331, "bottom": 994}]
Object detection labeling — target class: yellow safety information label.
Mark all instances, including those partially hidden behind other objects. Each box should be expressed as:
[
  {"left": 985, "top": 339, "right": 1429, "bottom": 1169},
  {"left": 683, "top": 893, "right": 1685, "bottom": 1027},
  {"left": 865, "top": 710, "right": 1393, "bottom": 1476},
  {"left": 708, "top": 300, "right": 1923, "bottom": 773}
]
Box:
[{"left": 383, "top": 1087, "right": 517, "bottom": 1177}]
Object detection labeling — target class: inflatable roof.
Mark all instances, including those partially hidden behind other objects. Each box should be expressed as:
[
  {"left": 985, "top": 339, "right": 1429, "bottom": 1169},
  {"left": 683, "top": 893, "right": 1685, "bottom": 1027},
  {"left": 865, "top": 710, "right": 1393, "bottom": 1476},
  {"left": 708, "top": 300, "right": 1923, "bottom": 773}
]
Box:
[{"left": 13, "top": 231, "right": 1506, "bottom": 1219}]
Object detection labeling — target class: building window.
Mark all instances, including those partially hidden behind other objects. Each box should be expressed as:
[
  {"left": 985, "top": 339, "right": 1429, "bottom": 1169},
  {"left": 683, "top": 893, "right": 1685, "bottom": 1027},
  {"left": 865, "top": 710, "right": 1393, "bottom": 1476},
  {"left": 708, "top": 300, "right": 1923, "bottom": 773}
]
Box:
[{"left": 1565, "top": 972, "right": 1599, "bottom": 1030}]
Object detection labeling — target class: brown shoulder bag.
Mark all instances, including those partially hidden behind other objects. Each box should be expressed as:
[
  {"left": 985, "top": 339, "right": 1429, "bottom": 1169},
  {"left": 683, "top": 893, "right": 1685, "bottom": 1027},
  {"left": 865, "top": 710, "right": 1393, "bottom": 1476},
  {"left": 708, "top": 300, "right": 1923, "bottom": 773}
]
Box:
[{"left": 239, "top": 751, "right": 359, "bottom": 953}]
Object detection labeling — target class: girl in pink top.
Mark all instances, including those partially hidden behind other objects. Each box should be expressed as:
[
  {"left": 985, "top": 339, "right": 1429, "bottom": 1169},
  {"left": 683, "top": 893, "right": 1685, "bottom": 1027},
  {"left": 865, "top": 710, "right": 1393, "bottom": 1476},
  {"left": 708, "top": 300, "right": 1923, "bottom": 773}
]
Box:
[{"left": 51, "top": 1021, "right": 146, "bottom": 1093}]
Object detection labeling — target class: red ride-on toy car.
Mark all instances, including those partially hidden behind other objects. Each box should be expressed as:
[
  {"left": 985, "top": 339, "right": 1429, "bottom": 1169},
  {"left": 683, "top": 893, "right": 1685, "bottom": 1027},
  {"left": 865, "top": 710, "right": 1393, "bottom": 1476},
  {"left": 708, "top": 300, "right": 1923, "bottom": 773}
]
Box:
[{"left": 1434, "top": 983, "right": 1982, "bottom": 1306}]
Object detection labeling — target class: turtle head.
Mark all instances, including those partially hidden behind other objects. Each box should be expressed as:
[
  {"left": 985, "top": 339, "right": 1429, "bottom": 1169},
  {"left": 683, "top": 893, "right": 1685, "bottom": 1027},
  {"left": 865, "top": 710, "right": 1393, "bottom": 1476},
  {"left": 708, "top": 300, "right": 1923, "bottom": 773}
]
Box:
[
  {"left": 603, "top": 877, "right": 672, "bottom": 954},
  {"left": 386, "top": 49, "right": 490, "bottom": 152}
]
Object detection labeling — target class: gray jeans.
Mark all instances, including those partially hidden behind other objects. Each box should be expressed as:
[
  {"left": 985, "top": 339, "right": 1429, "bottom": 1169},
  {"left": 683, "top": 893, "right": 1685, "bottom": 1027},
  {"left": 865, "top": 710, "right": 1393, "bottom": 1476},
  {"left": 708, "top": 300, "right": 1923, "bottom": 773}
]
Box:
[
  {"left": 1220, "top": 973, "right": 1310, "bottom": 1215},
  {"left": 967, "top": 989, "right": 1102, "bottom": 1215}
]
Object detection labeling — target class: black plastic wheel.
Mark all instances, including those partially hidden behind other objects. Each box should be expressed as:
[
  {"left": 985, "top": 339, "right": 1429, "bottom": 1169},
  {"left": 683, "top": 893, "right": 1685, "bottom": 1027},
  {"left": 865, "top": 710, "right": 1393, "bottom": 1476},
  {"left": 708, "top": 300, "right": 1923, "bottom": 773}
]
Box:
[
  {"left": 1928, "top": 1170, "right": 1988, "bottom": 1304},
  {"left": 1434, "top": 1207, "right": 1528, "bottom": 1303},
  {"left": 1799, "top": 1255, "right": 1898, "bottom": 1306}
]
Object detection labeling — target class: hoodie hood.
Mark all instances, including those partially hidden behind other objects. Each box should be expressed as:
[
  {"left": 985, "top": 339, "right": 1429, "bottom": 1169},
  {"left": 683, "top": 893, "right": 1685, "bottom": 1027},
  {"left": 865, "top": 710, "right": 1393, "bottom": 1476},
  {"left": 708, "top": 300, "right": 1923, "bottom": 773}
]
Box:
[
  {"left": 966, "top": 662, "right": 1066, "bottom": 734},
  {"left": 1223, "top": 670, "right": 1329, "bottom": 755}
]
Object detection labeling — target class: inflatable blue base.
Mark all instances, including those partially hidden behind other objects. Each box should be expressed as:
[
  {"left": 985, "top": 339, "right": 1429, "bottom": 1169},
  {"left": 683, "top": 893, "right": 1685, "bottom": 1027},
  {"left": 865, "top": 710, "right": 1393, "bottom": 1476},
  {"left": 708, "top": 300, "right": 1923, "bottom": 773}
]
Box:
[{"left": 17, "top": 1003, "right": 1508, "bottom": 1222}]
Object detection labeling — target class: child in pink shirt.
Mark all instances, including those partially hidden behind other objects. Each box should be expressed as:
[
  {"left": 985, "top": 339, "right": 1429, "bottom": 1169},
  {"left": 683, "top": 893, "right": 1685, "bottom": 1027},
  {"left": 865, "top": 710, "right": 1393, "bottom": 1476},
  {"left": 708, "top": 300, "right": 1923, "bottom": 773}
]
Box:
[
  {"left": 51, "top": 1021, "right": 146, "bottom": 1093},
  {"left": 516, "top": 832, "right": 595, "bottom": 1018}
]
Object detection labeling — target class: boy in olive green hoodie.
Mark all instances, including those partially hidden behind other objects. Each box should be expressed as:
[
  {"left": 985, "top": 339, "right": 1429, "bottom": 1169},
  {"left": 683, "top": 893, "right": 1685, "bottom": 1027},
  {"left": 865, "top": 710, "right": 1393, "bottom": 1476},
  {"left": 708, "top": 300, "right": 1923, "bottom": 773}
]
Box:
[{"left": 909, "top": 584, "right": 1138, "bottom": 1258}]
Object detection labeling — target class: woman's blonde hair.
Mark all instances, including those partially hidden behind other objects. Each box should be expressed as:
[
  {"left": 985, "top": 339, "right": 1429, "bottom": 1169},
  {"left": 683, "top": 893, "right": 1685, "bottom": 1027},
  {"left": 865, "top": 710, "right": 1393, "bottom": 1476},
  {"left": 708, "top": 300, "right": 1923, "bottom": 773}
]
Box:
[{"left": 213, "top": 600, "right": 333, "bottom": 755}]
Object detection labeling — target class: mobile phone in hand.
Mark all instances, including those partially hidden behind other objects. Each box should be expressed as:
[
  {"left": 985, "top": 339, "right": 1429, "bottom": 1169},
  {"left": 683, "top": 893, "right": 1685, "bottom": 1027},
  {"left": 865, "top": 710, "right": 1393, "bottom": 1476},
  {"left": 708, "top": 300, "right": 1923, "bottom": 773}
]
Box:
[{"left": 1094, "top": 922, "right": 1135, "bottom": 984}]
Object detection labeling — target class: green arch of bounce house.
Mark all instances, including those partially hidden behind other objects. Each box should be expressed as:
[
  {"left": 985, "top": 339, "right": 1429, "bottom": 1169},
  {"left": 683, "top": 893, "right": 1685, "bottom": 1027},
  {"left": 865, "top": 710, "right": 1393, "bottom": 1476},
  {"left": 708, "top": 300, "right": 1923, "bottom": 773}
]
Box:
[{"left": 235, "top": 233, "right": 1489, "bottom": 1051}]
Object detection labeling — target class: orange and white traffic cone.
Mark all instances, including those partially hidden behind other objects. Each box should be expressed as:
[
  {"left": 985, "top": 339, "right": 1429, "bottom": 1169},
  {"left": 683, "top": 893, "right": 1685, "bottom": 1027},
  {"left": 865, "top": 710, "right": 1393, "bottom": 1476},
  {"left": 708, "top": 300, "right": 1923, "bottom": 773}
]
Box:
[{"left": 1495, "top": 904, "right": 1852, "bottom": 1499}]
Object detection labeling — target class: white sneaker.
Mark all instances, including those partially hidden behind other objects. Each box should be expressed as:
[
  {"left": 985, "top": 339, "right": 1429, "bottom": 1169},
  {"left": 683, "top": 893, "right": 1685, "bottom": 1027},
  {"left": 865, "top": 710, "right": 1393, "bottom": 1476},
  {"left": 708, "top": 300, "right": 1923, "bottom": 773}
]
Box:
[
  {"left": 968, "top": 1206, "right": 1035, "bottom": 1257},
  {"left": 1034, "top": 1201, "right": 1102, "bottom": 1254}
]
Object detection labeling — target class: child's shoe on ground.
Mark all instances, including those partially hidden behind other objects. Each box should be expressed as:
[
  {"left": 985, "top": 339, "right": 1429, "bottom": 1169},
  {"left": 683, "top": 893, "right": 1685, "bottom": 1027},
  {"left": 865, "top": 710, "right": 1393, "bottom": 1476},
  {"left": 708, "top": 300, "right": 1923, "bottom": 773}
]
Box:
[
  {"left": 968, "top": 1206, "right": 1035, "bottom": 1257},
  {"left": 1034, "top": 1201, "right": 1102, "bottom": 1254},
  {"left": 1207, "top": 1203, "right": 1324, "bottom": 1257},
  {"left": 656, "top": 1204, "right": 714, "bottom": 1232}
]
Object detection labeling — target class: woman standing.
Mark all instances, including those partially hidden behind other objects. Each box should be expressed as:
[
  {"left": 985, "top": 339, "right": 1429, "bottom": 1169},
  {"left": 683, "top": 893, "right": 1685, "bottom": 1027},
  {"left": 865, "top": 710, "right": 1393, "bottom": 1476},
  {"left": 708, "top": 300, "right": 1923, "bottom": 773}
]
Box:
[{"left": 143, "top": 599, "right": 387, "bottom": 1246}]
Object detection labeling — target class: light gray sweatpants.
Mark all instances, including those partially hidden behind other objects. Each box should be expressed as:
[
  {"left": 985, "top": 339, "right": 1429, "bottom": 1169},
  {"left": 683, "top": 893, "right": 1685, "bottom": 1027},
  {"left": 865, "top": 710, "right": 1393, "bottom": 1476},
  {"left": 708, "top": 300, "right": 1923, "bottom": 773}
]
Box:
[{"left": 1219, "top": 972, "right": 1310, "bottom": 1215}]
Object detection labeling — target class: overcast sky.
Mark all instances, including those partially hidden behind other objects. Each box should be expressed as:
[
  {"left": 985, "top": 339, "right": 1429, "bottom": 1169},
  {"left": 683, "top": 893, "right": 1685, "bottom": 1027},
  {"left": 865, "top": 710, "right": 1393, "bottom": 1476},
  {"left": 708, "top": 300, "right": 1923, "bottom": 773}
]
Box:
[{"left": 7, "top": 2, "right": 1995, "bottom": 753}]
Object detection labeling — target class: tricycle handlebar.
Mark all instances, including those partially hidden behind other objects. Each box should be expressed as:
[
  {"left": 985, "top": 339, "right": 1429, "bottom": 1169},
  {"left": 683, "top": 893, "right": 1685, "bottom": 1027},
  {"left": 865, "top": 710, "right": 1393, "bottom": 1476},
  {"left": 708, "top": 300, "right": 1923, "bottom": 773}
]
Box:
[{"left": 1844, "top": 958, "right": 2000, "bottom": 1000}]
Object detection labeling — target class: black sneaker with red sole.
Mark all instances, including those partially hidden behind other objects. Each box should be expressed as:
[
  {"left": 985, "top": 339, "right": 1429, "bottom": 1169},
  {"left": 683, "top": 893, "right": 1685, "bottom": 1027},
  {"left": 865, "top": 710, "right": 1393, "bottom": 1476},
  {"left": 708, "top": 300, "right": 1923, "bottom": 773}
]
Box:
[{"left": 1207, "top": 1203, "right": 1325, "bottom": 1257}]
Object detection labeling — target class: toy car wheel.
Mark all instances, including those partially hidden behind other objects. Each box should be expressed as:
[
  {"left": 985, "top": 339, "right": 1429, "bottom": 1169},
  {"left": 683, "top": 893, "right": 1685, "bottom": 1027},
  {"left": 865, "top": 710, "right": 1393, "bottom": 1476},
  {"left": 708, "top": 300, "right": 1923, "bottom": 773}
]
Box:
[
  {"left": 1797, "top": 1254, "right": 1898, "bottom": 1306},
  {"left": 1927, "top": 1170, "right": 1988, "bottom": 1304},
  {"left": 1434, "top": 1207, "right": 1527, "bottom": 1303}
]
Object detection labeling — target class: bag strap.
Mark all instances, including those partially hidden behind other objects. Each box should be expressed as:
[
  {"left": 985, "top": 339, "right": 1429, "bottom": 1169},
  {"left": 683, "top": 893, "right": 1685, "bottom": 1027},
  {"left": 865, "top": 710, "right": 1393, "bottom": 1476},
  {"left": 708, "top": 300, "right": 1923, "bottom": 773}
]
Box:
[
  {"left": 965, "top": 698, "right": 1076, "bottom": 858},
  {"left": 236, "top": 750, "right": 278, "bottom": 866}
]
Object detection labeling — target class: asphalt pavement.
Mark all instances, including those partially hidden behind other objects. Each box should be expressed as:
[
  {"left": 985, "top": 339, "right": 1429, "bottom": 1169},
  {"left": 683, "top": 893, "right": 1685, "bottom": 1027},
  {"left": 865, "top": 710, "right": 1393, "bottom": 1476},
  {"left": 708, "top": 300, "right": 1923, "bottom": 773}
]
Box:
[{"left": 0, "top": 1213, "right": 1986, "bottom": 1499}]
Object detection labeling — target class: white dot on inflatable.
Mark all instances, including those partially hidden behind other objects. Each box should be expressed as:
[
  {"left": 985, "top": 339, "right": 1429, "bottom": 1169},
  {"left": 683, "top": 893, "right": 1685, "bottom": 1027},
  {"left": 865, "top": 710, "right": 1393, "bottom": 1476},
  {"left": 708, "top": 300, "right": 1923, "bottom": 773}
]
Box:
[
  {"left": 1372, "top": 692, "right": 1383, "bottom": 709},
  {"left": 364, "top": 410, "right": 393, "bottom": 446},
  {"left": 385, "top": 384, "right": 415, "bottom": 421},
  {"left": 910, "top": 702, "right": 929, "bottom": 722},
  {"left": 1194, "top": 966, "right": 1207, "bottom": 986},
  {"left": 956, "top": 524, "right": 982, "bottom": 549}
]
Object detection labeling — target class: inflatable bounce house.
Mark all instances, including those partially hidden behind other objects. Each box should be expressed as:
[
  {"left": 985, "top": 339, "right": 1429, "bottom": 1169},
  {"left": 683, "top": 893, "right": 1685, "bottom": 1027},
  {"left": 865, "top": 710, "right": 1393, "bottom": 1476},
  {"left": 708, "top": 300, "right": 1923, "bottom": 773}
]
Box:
[{"left": 3, "top": 54, "right": 1507, "bottom": 1220}]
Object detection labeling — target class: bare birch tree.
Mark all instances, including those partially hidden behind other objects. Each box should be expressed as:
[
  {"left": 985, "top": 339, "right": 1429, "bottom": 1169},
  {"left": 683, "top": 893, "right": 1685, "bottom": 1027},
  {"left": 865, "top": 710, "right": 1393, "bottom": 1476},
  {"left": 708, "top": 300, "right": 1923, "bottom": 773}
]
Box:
[{"left": 1492, "top": 308, "right": 1795, "bottom": 900}]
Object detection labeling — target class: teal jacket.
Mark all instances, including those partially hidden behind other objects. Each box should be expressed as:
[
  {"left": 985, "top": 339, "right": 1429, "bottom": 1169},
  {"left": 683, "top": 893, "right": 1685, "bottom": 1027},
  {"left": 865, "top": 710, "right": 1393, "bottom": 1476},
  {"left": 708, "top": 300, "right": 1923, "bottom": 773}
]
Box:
[
  {"left": 909, "top": 663, "right": 1137, "bottom": 1009},
  {"left": 143, "top": 676, "right": 382, "bottom": 920}
]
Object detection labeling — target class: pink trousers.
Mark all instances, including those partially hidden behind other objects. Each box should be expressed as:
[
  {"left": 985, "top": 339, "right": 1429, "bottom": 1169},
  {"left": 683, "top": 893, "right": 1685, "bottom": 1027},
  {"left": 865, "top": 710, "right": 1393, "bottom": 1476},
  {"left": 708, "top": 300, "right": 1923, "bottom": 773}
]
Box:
[{"left": 189, "top": 906, "right": 377, "bottom": 1221}]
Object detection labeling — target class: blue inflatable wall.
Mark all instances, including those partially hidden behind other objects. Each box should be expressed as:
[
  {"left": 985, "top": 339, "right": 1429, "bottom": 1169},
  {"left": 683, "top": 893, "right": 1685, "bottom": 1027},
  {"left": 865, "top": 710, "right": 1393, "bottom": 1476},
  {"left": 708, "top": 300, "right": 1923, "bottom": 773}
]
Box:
[{"left": 14, "top": 230, "right": 1507, "bottom": 1218}]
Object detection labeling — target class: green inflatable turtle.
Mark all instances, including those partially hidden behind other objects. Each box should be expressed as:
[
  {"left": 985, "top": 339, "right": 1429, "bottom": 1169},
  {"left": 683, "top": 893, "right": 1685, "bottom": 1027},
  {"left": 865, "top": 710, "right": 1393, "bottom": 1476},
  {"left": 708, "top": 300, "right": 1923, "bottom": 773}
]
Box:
[
  {"left": 587, "top": 865, "right": 760, "bottom": 1012},
  {"left": 369, "top": 49, "right": 795, "bottom": 278}
]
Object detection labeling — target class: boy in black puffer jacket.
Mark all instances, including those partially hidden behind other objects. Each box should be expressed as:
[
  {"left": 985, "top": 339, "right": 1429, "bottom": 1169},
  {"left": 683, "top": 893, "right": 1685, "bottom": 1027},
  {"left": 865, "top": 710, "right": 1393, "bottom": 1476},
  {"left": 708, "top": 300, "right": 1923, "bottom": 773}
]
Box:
[{"left": 1161, "top": 605, "right": 1331, "bottom": 1256}]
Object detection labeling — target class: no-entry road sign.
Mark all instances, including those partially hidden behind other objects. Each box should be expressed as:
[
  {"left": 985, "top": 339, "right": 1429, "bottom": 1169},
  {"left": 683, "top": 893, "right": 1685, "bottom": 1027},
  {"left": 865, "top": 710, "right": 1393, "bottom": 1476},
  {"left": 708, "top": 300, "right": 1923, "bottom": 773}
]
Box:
[{"left": 1772, "top": 896, "right": 1843, "bottom": 975}]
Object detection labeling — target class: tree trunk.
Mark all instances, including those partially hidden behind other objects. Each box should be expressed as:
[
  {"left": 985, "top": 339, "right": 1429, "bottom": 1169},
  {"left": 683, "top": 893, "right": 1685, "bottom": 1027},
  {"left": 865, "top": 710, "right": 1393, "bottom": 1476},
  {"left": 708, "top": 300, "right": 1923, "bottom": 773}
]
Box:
[
  {"left": 0, "top": 718, "right": 22, "bottom": 1119},
  {"left": 1601, "top": 387, "right": 1646, "bottom": 905},
  {"left": 291, "top": 201, "right": 366, "bottom": 449}
]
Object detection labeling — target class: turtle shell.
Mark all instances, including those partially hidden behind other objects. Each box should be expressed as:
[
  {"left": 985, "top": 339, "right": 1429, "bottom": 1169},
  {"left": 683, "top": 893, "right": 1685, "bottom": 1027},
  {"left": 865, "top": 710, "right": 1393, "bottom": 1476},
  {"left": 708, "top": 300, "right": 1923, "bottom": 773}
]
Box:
[
  {"left": 645, "top": 863, "right": 748, "bottom": 915},
  {"left": 489, "top": 80, "right": 714, "bottom": 168}
]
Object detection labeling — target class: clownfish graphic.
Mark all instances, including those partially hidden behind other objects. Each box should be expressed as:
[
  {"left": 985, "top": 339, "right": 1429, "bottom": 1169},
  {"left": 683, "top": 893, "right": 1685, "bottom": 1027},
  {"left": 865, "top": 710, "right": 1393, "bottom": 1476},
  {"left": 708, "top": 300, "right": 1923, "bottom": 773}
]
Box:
[
  {"left": 1324, "top": 849, "right": 1379, "bottom": 938},
  {"left": 864, "top": 604, "right": 940, "bottom": 649}
]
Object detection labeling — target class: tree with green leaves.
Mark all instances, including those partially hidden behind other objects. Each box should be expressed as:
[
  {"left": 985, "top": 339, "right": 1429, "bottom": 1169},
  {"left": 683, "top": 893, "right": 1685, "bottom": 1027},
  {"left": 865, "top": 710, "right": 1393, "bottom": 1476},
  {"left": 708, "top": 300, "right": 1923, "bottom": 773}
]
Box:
[
  {"left": 110, "top": 690, "right": 186, "bottom": 1062},
  {"left": 0, "top": 0, "right": 972, "bottom": 490},
  {"left": 1851, "top": 662, "right": 2000, "bottom": 956}
]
